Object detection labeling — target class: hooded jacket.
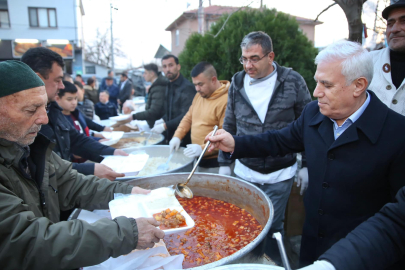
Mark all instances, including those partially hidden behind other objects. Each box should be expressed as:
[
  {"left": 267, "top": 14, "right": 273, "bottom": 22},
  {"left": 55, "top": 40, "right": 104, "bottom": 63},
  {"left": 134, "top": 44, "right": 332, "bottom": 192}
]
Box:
[
  {"left": 84, "top": 85, "right": 99, "bottom": 105},
  {"left": 174, "top": 80, "right": 230, "bottom": 163},
  {"left": 218, "top": 62, "right": 311, "bottom": 174},
  {"left": 133, "top": 73, "right": 168, "bottom": 128},
  {"left": 0, "top": 134, "right": 139, "bottom": 270}
]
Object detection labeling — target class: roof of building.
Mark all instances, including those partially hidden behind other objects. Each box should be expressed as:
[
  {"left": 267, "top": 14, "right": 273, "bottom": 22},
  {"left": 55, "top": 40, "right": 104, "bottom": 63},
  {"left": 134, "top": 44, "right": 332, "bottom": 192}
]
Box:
[
  {"left": 154, "top": 44, "right": 171, "bottom": 58},
  {"left": 165, "top": 5, "right": 322, "bottom": 31}
]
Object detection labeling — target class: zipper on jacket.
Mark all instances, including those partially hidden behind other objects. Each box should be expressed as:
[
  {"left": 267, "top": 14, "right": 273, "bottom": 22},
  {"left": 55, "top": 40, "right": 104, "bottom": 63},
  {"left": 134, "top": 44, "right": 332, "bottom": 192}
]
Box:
[
  {"left": 49, "top": 184, "right": 58, "bottom": 193},
  {"left": 13, "top": 167, "right": 46, "bottom": 207}
]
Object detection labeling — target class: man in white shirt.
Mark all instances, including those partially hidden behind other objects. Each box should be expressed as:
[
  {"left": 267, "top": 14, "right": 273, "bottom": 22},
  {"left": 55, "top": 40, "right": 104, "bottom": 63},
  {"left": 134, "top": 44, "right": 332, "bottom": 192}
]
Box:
[
  {"left": 218, "top": 31, "right": 312, "bottom": 265},
  {"left": 369, "top": 0, "right": 405, "bottom": 115}
]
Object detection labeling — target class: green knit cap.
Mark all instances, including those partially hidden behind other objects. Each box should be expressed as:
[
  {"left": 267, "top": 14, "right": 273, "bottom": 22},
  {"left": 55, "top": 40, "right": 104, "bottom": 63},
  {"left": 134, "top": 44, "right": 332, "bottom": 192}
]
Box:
[{"left": 0, "top": 60, "right": 45, "bottom": 98}]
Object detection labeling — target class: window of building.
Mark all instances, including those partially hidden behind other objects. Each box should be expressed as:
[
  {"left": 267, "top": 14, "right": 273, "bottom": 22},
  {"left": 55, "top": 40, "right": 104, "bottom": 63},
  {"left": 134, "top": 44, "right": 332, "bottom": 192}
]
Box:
[
  {"left": 85, "top": 66, "right": 96, "bottom": 74},
  {"left": 175, "top": 30, "right": 179, "bottom": 46},
  {"left": 28, "top": 7, "right": 57, "bottom": 28},
  {"left": 0, "top": 10, "right": 10, "bottom": 28}
]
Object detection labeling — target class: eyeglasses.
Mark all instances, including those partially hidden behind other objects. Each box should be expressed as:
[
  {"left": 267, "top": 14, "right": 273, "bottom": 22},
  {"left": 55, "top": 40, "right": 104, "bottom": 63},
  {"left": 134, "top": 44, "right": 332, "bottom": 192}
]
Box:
[{"left": 239, "top": 52, "right": 270, "bottom": 65}]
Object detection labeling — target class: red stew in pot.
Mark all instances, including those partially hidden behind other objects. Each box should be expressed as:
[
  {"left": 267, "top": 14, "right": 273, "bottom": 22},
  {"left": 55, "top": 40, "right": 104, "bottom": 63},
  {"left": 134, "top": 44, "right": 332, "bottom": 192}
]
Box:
[{"left": 164, "top": 196, "right": 262, "bottom": 268}]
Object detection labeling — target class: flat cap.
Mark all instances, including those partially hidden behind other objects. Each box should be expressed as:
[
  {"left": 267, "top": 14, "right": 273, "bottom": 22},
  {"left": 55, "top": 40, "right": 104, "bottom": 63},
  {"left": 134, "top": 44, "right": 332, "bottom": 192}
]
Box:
[
  {"left": 382, "top": 0, "right": 405, "bottom": 19},
  {"left": 0, "top": 60, "right": 44, "bottom": 98}
]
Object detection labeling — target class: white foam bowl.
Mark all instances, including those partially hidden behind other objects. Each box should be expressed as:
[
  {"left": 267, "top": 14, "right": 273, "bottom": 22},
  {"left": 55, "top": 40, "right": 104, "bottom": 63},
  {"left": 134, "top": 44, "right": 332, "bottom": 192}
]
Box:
[{"left": 99, "top": 131, "right": 124, "bottom": 146}]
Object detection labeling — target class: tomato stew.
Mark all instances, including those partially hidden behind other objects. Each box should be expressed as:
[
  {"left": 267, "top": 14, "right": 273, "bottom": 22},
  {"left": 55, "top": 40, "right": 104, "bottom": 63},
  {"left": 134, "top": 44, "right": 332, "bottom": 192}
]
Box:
[
  {"left": 164, "top": 196, "right": 262, "bottom": 268},
  {"left": 153, "top": 209, "right": 187, "bottom": 230}
]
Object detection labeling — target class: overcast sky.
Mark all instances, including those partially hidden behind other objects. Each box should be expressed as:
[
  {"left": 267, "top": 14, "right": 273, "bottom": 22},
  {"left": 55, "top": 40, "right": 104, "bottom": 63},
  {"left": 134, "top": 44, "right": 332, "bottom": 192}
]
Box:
[{"left": 81, "top": 0, "right": 386, "bottom": 68}]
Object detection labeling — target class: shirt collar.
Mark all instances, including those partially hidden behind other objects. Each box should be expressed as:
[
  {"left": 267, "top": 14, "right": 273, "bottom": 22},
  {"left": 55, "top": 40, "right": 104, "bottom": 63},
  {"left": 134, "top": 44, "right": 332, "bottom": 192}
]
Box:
[
  {"left": 330, "top": 92, "right": 371, "bottom": 128},
  {"left": 248, "top": 62, "right": 277, "bottom": 86}
]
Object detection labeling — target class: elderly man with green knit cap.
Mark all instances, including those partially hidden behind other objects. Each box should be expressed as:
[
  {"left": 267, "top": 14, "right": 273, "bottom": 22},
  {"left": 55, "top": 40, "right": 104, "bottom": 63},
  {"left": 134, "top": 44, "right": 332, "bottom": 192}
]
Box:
[{"left": 0, "top": 60, "right": 165, "bottom": 269}]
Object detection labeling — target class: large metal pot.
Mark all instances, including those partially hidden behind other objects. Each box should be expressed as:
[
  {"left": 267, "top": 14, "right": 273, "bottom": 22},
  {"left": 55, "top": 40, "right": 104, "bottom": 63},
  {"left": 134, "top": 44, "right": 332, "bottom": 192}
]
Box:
[
  {"left": 111, "top": 132, "right": 164, "bottom": 149},
  {"left": 126, "top": 173, "right": 274, "bottom": 269},
  {"left": 115, "top": 146, "right": 194, "bottom": 181}
]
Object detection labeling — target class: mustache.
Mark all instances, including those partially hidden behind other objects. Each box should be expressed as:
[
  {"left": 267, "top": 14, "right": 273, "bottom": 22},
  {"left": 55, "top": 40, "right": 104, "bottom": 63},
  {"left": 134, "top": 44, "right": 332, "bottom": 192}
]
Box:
[
  {"left": 390, "top": 34, "right": 405, "bottom": 39},
  {"left": 27, "top": 125, "right": 42, "bottom": 134}
]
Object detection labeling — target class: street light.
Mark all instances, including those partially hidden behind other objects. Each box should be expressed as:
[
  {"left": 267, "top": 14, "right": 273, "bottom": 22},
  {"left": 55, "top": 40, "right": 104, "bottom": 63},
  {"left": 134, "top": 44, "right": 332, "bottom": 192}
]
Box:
[{"left": 110, "top": 3, "right": 118, "bottom": 74}]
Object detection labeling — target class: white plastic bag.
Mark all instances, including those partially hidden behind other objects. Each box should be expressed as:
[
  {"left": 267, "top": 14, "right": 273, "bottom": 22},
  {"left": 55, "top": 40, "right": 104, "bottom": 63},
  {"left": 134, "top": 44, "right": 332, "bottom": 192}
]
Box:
[{"left": 83, "top": 246, "right": 184, "bottom": 270}]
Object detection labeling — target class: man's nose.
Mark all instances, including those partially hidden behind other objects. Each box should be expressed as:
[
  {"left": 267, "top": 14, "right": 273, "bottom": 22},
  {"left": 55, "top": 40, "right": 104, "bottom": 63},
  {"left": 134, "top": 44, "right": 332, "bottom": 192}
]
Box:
[
  {"left": 36, "top": 109, "right": 49, "bottom": 125},
  {"left": 391, "top": 21, "right": 401, "bottom": 33},
  {"left": 313, "top": 85, "right": 322, "bottom": 97}
]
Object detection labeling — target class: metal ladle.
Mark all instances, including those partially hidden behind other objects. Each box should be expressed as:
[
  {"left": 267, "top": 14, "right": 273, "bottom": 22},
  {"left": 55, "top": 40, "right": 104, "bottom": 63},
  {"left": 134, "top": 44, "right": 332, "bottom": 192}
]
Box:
[{"left": 175, "top": 125, "right": 219, "bottom": 199}]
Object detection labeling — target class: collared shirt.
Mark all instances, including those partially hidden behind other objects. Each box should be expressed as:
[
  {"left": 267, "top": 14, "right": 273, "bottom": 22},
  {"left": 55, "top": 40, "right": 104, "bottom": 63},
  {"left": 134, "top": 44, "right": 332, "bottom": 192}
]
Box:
[
  {"left": 235, "top": 62, "right": 296, "bottom": 185},
  {"left": 330, "top": 92, "right": 371, "bottom": 140}
]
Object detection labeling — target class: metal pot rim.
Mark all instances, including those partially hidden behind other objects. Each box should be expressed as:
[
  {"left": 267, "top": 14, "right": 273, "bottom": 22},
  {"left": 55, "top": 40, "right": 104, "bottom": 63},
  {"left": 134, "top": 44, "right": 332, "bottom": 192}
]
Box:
[{"left": 130, "top": 172, "right": 274, "bottom": 269}]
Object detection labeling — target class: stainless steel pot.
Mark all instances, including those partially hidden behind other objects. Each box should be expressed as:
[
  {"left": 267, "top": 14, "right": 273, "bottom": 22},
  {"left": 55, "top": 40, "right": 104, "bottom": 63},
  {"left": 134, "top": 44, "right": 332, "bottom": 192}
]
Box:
[
  {"left": 211, "top": 264, "right": 283, "bottom": 269},
  {"left": 115, "top": 146, "right": 194, "bottom": 181},
  {"left": 126, "top": 173, "right": 274, "bottom": 269}
]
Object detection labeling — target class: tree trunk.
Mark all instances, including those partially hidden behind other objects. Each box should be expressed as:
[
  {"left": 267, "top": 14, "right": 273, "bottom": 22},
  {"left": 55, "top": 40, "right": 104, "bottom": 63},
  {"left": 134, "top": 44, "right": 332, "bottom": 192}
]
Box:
[{"left": 334, "top": 0, "right": 367, "bottom": 43}]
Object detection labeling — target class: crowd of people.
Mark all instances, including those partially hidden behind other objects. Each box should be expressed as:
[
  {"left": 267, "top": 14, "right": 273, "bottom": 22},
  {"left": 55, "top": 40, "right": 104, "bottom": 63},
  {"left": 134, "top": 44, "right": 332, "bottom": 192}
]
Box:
[{"left": 1, "top": 1, "right": 405, "bottom": 269}]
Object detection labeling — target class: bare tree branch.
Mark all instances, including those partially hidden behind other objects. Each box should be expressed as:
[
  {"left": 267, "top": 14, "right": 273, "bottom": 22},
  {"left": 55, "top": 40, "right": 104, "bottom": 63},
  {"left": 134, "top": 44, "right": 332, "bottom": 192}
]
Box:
[
  {"left": 209, "top": 0, "right": 255, "bottom": 38},
  {"left": 85, "top": 28, "right": 125, "bottom": 67},
  {"left": 314, "top": 2, "right": 337, "bottom": 22}
]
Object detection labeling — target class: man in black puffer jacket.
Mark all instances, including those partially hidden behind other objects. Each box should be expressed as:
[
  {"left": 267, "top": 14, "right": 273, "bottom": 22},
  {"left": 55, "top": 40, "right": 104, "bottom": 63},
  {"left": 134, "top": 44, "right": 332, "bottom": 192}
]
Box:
[
  {"left": 218, "top": 31, "right": 311, "bottom": 266},
  {"left": 121, "top": 64, "right": 168, "bottom": 129}
]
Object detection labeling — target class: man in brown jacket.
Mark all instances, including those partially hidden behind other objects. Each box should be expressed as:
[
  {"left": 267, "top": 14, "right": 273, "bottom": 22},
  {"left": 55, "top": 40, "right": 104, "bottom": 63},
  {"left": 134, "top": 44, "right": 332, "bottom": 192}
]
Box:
[
  {"left": 169, "top": 62, "right": 230, "bottom": 173},
  {"left": 0, "top": 60, "right": 165, "bottom": 270}
]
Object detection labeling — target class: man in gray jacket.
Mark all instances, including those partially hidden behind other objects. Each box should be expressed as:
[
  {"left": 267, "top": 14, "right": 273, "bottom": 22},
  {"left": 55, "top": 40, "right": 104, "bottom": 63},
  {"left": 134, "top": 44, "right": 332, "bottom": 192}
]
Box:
[
  {"left": 218, "top": 31, "right": 311, "bottom": 265},
  {"left": 0, "top": 60, "right": 165, "bottom": 270}
]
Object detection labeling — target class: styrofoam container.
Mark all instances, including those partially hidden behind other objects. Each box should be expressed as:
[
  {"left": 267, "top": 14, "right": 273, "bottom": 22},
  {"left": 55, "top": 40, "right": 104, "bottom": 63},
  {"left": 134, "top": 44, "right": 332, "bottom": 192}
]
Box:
[
  {"left": 109, "top": 114, "right": 130, "bottom": 121},
  {"left": 100, "top": 154, "right": 149, "bottom": 176},
  {"left": 145, "top": 205, "right": 195, "bottom": 235},
  {"left": 99, "top": 131, "right": 124, "bottom": 146}
]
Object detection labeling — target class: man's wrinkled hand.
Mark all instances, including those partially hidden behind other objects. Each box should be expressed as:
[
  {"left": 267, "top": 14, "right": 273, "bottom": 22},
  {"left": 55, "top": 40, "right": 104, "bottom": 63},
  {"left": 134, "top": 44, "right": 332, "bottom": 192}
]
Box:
[
  {"left": 103, "top": 126, "right": 112, "bottom": 132},
  {"left": 131, "top": 187, "right": 151, "bottom": 195},
  {"left": 205, "top": 129, "right": 235, "bottom": 153},
  {"left": 94, "top": 163, "right": 125, "bottom": 181},
  {"left": 114, "top": 149, "right": 129, "bottom": 156},
  {"left": 135, "top": 217, "right": 165, "bottom": 249}
]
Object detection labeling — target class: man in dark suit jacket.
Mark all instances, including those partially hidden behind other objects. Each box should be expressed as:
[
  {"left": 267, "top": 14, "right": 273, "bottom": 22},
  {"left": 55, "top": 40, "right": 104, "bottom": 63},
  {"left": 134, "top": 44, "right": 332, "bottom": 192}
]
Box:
[
  {"left": 206, "top": 40, "right": 405, "bottom": 269},
  {"left": 117, "top": 72, "right": 132, "bottom": 110},
  {"left": 296, "top": 186, "right": 405, "bottom": 270}
]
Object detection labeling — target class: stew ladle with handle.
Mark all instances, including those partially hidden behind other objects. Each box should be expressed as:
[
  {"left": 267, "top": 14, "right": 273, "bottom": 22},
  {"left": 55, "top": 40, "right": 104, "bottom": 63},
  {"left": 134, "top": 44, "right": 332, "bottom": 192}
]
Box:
[{"left": 175, "top": 125, "right": 218, "bottom": 199}]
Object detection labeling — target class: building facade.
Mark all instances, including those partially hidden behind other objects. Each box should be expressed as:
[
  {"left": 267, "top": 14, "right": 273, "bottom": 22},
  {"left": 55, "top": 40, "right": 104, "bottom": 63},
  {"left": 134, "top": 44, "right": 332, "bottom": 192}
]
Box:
[
  {"left": 0, "top": 0, "right": 104, "bottom": 76},
  {"left": 166, "top": 5, "right": 322, "bottom": 56}
]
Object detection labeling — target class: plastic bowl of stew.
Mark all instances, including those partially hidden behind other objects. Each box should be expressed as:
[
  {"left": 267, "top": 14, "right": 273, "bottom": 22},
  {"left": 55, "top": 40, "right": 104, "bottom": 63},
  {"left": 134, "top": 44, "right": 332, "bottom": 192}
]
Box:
[{"left": 150, "top": 206, "right": 195, "bottom": 235}]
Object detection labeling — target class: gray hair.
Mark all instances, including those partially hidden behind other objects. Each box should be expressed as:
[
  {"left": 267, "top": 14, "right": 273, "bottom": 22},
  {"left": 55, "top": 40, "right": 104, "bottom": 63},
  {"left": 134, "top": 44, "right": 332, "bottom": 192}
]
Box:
[
  {"left": 240, "top": 31, "right": 273, "bottom": 54},
  {"left": 315, "top": 40, "right": 373, "bottom": 86}
]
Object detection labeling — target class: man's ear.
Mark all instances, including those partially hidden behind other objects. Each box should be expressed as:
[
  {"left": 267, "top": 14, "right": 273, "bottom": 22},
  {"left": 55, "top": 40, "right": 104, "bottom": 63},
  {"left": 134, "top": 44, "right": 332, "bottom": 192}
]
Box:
[
  {"left": 353, "top": 77, "right": 368, "bottom": 97},
  {"left": 36, "top": 72, "right": 45, "bottom": 80},
  {"left": 212, "top": 76, "right": 218, "bottom": 84}
]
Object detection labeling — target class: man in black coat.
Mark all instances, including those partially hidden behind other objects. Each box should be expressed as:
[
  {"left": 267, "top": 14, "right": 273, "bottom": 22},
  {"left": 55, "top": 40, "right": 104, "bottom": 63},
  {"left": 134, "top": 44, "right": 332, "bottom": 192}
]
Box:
[
  {"left": 151, "top": 55, "right": 196, "bottom": 146},
  {"left": 117, "top": 72, "right": 133, "bottom": 110},
  {"left": 300, "top": 185, "right": 405, "bottom": 270},
  {"left": 21, "top": 47, "right": 127, "bottom": 181},
  {"left": 205, "top": 40, "right": 405, "bottom": 269}
]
